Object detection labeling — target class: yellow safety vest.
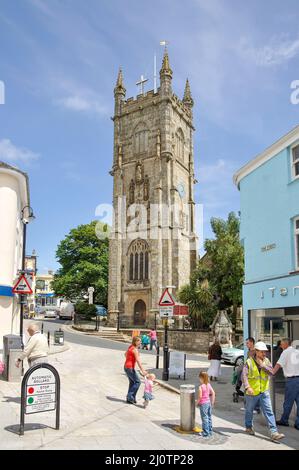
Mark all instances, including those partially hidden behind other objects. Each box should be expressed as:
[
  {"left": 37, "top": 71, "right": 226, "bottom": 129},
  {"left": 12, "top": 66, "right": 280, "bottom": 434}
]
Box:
[{"left": 246, "top": 357, "right": 270, "bottom": 396}]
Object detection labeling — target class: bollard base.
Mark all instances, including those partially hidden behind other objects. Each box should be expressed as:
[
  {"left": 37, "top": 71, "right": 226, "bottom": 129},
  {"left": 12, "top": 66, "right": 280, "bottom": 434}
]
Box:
[{"left": 174, "top": 425, "right": 202, "bottom": 434}]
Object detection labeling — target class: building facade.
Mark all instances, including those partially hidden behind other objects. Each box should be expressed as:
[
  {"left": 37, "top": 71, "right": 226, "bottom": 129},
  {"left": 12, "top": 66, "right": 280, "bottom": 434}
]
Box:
[
  {"left": 0, "top": 162, "right": 30, "bottom": 349},
  {"left": 234, "top": 125, "right": 299, "bottom": 345},
  {"left": 35, "top": 271, "right": 58, "bottom": 308},
  {"left": 108, "top": 51, "right": 198, "bottom": 327}
]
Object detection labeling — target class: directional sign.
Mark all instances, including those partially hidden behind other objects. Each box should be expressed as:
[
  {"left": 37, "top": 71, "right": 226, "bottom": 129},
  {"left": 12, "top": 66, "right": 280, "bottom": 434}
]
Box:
[
  {"left": 12, "top": 275, "right": 33, "bottom": 295},
  {"left": 159, "top": 306, "right": 174, "bottom": 318},
  {"left": 158, "top": 288, "right": 175, "bottom": 306}
]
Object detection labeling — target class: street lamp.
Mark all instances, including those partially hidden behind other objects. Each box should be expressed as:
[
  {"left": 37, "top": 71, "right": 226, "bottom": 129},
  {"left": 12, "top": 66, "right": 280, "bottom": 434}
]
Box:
[{"left": 20, "top": 205, "right": 35, "bottom": 346}]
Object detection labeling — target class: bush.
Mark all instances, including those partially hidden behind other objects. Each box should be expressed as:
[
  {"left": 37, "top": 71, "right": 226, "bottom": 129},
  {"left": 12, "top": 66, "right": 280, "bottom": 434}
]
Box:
[{"left": 75, "top": 302, "right": 97, "bottom": 319}]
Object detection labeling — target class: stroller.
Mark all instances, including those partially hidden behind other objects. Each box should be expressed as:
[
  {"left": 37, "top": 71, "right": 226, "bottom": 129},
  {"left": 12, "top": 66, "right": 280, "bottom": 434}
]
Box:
[{"left": 232, "top": 361, "right": 244, "bottom": 402}]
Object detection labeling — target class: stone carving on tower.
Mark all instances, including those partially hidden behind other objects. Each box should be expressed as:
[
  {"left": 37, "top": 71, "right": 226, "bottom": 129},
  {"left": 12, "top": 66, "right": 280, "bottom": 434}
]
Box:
[{"left": 108, "top": 49, "right": 198, "bottom": 327}]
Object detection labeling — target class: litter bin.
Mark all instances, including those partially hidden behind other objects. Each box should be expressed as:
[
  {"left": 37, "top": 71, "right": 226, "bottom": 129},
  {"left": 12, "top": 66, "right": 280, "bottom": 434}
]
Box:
[
  {"left": 54, "top": 329, "right": 64, "bottom": 345},
  {"left": 3, "top": 334, "right": 22, "bottom": 381},
  {"left": 180, "top": 384, "right": 195, "bottom": 432}
]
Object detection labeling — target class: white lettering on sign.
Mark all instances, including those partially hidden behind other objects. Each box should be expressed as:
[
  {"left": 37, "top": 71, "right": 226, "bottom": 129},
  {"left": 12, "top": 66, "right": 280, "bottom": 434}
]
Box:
[
  {"left": 269, "top": 287, "right": 276, "bottom": 297},
  {"left": 26, "top": 393, "right": 55, "bottom": 406}
]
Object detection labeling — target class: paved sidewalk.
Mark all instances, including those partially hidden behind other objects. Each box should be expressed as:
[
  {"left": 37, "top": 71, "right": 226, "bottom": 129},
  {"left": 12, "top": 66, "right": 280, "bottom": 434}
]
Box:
[{"left": 0, "top": 336, "right": 297, "bottom": 450}]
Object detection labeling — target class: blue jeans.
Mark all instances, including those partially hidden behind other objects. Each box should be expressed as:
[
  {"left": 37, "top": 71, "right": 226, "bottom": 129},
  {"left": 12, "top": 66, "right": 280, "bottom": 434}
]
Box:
[
  {"left": 245, "top": 391, "right": 277, "bottom": 434},
  {"left": 199, "top": 402, "right": 213, "bottom": 437},
  {"left": 150, "top": 339, "right": 157, "bottom": 350},
  {"left": 280, "top": 377, "right": 299, "bottom": 427},
  {"left": 124, "top": 367, "right": 141, "bottom": 402}
]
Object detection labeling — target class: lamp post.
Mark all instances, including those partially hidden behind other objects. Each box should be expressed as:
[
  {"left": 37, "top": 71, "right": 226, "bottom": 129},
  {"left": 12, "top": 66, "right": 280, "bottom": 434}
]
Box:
[
  {"left": 20, "top": 206, "right": 35, "bottom": 347},
  {"left": 162, "top": 317, "right": 169, "bottom": 381}
]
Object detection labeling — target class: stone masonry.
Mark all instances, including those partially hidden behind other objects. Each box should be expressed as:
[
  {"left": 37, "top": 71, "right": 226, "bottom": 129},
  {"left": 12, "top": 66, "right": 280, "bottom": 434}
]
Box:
[{"left": 108, "top": 50, "right": 198, "bottom": 327}]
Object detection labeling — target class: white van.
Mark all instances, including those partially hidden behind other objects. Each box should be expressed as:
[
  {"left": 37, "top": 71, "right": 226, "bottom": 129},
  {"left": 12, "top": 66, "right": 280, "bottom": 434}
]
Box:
[{"left": 59, "top": 302, "right": 74, "bottom": 320}]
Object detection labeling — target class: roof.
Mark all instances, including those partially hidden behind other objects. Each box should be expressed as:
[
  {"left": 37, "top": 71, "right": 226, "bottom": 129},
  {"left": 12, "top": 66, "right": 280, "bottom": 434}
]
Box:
[
  {"left": 0, "top": 161, "right": 30, "bottom": 206},
  {"left": 233, "top": 124, "right": 299, "bottom": 188}
]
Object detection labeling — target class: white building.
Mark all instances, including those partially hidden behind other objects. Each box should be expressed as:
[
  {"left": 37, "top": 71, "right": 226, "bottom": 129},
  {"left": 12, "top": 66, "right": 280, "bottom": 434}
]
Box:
[{"left": 0, "top": 162, "right": 30, "bottom": 350}]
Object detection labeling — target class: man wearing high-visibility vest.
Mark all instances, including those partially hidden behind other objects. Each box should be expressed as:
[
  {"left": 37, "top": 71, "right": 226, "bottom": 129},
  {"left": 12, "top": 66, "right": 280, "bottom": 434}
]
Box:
[{"left": 242, "top": 341, "right": 285, "bottom": 442}]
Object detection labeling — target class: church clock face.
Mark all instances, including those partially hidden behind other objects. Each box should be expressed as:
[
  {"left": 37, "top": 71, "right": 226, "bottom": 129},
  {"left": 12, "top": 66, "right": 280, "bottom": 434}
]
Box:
[{"left": 177, "top": 182, "right": 186, "bottom": 199}]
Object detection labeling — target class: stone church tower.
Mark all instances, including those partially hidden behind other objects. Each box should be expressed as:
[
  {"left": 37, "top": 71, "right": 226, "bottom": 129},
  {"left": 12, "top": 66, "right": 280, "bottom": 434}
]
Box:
[{"left": 108, "top": 50, "right": 198, "bottom": 327}]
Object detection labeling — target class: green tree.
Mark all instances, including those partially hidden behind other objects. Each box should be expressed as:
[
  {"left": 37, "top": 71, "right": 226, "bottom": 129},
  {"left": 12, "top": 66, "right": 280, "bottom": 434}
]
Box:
[
  {"left": 52, "top": 221, "right": 109, "bottom": 306},
  {"left": 178, "top": 265, "right": 217, "bottom": 329},
  {"left": 204, "top": 212, "right": 244, "bottom": 323}
]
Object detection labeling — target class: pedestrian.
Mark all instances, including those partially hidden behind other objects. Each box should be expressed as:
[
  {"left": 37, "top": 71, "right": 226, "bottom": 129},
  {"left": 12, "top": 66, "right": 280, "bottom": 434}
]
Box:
[
  {"left": 141, "top": 333, "right": 150, "bottom": 350},
  {"left": 15, "top": 323, "right": 48, "bottom": 368},
  {"left": 242, "top": 341, "right": 285, "bottom": 442},
  {"left": 271, "top": 338, "right": 299, "bottom": 430},
  {"left": 124, "top": 336, "right": 147, "bottom": 404},
  {"left": 246, "top": 337, "right": 255, "bottom": 359},
  {"left": 207, "top": 340, "right": 222, "bottom": 381},
  {"left": 149, "top": 328, "right": 158, "bottom": 351},
  {"left": 197, "top": 371, "right": 215, "bottom": 437},
  {"left": 143, "top": 373, "right": 156, "bottom": 408}
]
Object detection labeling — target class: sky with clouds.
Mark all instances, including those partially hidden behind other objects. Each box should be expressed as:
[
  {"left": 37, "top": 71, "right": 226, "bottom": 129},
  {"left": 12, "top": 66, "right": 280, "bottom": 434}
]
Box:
[{"left": 0, "top": 0, "right": 299, "bottom": 271}]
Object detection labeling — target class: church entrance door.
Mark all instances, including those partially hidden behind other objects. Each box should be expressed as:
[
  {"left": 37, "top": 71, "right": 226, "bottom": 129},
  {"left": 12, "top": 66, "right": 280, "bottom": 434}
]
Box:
[{"left": 134, "top": 299, "right": 146, "bottom": 326}]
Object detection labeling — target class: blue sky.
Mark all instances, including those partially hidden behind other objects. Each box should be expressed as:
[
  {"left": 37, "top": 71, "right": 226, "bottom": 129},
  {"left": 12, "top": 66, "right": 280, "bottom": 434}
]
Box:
[{"left": 0, "top": 0, "right": 299, "bottom": 272}]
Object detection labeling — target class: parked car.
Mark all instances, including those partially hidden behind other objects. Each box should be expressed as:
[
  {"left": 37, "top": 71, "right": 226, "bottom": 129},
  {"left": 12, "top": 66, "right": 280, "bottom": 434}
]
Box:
[
  {"left": 221, "top": 343, "right": 244, "bottom": 366},
  {"left": 95, "top": 305, "right": 107, "bottom": 316},
  {"left": 44, "top": 308, "right": 58, "bottom": 318}
]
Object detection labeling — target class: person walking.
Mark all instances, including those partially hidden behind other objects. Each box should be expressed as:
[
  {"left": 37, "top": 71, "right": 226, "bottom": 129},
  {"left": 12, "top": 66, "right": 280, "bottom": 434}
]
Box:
[
  {"left": 124, "top": 336, "right": 147, "bottom": 404},
  {"left": 149, "top": 329, "right": 158, "bottom": 351},
  {"left": 242, "top": 341, "right": 285, "bottom": 442},
  {"left": 197, "top": 371, "right": 215, "bottom": 437},
  {"left": 15, "top": 323, "right": 48, "bottom": 368},
  {"left": 271, "top": 338, "right": 299, "bottom": 430},
  {"left": 143, "top": 373, "right": 156, "bottom": 408},
  {"left": 208, "top": 340, "right": 222, "bottom": 381}
]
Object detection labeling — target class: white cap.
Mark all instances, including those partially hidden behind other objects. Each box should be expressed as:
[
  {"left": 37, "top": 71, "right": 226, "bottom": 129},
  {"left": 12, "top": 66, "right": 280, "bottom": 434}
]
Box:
[{"left": 255, "top": 341, "right": 268, "bottom": 351}]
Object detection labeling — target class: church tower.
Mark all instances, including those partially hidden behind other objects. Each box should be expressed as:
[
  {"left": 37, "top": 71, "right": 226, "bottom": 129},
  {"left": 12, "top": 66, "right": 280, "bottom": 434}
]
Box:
[{"left": 108, "top": 50, "right": 198, "bottom": 327}]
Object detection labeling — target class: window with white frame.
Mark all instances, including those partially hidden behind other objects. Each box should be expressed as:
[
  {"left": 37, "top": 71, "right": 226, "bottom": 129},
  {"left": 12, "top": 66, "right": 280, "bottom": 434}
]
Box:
[
  {"left": 295, "top": 217, "right": 299, "bottom": 270},
  {"left": 292, "top": 144, "right": 299, "bottom": 179}
]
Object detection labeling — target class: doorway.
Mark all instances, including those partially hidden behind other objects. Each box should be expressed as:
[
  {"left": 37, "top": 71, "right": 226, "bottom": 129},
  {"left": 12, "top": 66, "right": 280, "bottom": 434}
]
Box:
[{"left": 134, "top": 300, "right": 146, "bottom": 325}]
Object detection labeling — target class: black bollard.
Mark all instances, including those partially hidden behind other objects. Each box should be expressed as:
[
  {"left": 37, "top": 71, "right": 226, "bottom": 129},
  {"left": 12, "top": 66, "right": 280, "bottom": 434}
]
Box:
[
  {"left": 41, "top": 322, "right": 44, "bottom": 334},
  {"left": 156, "top": 345, "right": 160, "bottom": 369},
  {"left": 47, "top": 331, "right": 50, "bottom": 347}
]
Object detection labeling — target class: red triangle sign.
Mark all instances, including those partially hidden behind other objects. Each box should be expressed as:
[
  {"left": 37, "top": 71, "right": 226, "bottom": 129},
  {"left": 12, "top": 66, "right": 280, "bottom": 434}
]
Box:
[
  {"left": 12, "top": 275, "right": 33, "bottom": 295},
  {"left": 158, "top": 288, "right": 175, "bottom": 306}
]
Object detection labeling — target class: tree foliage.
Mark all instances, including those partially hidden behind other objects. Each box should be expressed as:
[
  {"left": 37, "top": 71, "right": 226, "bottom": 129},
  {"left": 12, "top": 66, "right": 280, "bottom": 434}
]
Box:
[
  {"left": 178, "top": 212, "right": 244, "bottom": 328},
  {"left": 51, "top": 221, "right": 109, "bottom": 306}
]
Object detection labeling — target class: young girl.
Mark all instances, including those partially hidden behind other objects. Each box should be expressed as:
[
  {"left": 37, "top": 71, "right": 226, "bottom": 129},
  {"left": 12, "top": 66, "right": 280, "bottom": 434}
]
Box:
[
  {"left": 143, "top": 373, "right": 156, "bottom": 408},
  {"left": 197, "top": 371, "right": 215, "bottom": 437}
]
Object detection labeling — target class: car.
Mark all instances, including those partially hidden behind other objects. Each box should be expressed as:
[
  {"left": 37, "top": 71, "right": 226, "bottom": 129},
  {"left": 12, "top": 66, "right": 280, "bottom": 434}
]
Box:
[
  {"left": 44, "top": 309, "right": 57, "bottom": 318},
  {"left": 95, "top": 305, "right": 107, "bottom": 316},
  {"left": 221, "top": 343, "right": 244, "bottom": 366}
]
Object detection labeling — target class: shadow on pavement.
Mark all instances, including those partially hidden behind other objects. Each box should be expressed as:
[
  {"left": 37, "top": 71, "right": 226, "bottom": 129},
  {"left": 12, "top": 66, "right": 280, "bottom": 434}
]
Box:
[
  {"left": 2, "top": 396, "right": 21, "bottom": 404},
  {"left": 5, "top": 423, "right": 48, "bottom": 435},
  {"left": 106, "top": 396, "right": 145, "bottom": 409}
]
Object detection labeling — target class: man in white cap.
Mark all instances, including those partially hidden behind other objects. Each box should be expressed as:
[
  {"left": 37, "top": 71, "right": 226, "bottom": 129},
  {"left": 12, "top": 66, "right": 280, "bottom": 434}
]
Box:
[{"left": 242, "top": 341, "right": 285, "bottom": 442}]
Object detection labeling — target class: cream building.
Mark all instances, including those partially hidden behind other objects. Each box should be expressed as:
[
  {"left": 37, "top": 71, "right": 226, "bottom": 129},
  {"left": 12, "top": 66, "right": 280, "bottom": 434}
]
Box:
[
  {"left": 108, "top": 51, "right": 198, "bottom": 327},
  {"left": 35, "top": 271, "right": 58, "bottom": 308},
  {"left": 0, "top": 162, "right": 30, "bottom": 349}
]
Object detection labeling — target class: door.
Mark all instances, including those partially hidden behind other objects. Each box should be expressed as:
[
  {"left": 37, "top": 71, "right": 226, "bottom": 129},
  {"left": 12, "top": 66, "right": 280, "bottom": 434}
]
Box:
[{"left": 134, "top": 300, "right": 146, "bottom": 325}]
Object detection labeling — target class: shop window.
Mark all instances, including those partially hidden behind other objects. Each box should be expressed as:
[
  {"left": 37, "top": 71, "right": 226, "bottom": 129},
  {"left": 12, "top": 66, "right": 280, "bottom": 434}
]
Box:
[{"left": 295, "top": 217, "right": 299, "bottom": 270}]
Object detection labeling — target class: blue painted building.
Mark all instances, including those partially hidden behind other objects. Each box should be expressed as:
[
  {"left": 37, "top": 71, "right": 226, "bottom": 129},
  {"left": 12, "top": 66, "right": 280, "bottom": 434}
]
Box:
[{"left": 234, "top": 125, "right": 299, "bottom": 344}]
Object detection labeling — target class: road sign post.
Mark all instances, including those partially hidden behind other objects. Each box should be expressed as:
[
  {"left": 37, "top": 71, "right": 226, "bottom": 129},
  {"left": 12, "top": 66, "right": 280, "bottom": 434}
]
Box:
[{"left": 159, "top": 288, "right": 175, "bottom": 382}]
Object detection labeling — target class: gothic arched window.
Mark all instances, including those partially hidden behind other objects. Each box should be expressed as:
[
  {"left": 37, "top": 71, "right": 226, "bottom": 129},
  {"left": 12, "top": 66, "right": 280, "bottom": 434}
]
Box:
[
  {"left": 128, "top": 239, "right": 149, "bottom": 282},
  {"left": 176, "top": 129, "right": 184, "bottom": 161}
]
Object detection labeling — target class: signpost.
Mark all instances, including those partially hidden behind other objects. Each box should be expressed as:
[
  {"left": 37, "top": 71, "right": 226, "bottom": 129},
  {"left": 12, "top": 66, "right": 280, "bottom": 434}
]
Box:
[
  {"left": 20, "top": 363, "right": 60, "bottom": 435},
  {"left": 88, "top": 286, "right": 94, "bottom": 305},
  {"left": 159, "top": 288, "right": 176, "bottom": 381},
  {"left": 12, "top": 274, "right": 33, "bottom": 295}
]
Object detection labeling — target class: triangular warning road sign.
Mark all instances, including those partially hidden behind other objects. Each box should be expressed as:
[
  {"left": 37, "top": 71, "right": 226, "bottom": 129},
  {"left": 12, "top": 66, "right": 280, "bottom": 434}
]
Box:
[
  {"left": 12, "top": 275, "right": 33, "bottom": 295},
  {"left": 158, "top": 288, "right": 175, "bottom": 306}
]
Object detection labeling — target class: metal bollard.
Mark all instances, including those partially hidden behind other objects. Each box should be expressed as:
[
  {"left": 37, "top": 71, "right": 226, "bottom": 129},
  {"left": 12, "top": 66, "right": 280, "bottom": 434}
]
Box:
[
  {"left": 47, "top": 331, "right": 50, "bottom": 347},
  {"left": 156, "top": 345, "right": 160, "bottom": 369},
  {"left": 41, "top": 322, "right": 44, "bottom": 334},
  {"left": 180, "top": 384, "right": 195, "bottom": 432}
]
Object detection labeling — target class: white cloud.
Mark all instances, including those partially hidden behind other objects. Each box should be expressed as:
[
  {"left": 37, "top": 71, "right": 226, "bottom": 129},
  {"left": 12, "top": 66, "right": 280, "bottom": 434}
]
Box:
[
  {"left": 239, "top": 36, "right": 299, "bottom": 66},
  {"left": 0, "top": 139, "right": 39, "bottom": 163},
  {"left": 57, "top": 94, "right": 107, "bottom": 115}
]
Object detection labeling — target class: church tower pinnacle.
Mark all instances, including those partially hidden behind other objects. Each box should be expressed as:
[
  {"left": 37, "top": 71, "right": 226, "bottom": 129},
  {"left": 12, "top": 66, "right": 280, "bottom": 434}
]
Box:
[
  {"left": 183, "top": 78, "right": 194, "bottom": 108},
  {"left": 159, "top": 48, "right": 172, "bottom": 96},
  {"left": 114, "top": 68, "right": 126, "bottom": 116}
]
